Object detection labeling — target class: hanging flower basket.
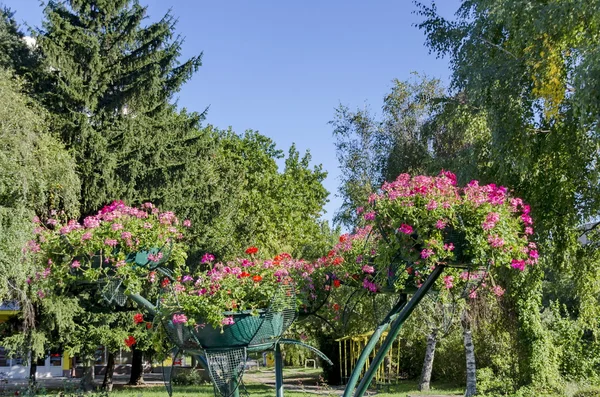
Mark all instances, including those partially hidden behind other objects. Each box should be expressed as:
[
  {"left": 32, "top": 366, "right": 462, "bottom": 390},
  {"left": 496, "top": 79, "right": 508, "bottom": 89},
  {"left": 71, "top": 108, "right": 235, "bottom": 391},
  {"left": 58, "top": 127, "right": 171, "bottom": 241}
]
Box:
[
  {"left": 165, "top": 310, "right": 286, "bottom": 350},
  {"left": 28, "top": 201, "right": 190, "bottom": 296},
  {"left": 298, "top": 171, "right": 537, "bottom": 298}
]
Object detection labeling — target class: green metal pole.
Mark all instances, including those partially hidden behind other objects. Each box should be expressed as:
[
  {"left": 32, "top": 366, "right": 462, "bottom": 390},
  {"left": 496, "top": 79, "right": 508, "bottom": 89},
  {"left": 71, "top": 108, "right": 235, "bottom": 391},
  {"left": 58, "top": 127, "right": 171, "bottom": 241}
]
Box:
[
  {"left": 127, "top": 293, "right": 157, "bottom": 315},
  {"left": 275, "top": 343, "right": 284, "bottom": 397},
  {"left": 341, "top": 295, "right": 408, "bottom": 397},
  {"left": 230, "top": 376, "right": 240, "bottom": 397},
  {"left": 352, "top": 265, "right": 445, "bottom": 397}
]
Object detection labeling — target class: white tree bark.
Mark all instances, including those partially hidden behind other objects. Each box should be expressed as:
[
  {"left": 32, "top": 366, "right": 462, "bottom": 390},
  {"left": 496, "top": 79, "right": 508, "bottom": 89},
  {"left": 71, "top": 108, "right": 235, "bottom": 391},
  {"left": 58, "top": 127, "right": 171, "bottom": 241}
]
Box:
[
  {"left": 418, "top": 330, "right": 438, "bottom": 391},
  {"left": 462, "top": 311, "right": 476, "bottom": 397}
]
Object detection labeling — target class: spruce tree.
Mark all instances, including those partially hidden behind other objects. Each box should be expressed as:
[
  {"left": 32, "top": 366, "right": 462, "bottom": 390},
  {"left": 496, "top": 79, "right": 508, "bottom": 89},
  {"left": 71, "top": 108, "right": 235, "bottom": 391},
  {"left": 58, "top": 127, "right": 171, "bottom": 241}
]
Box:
[
  {"left": 0, "top": 7, "right": 39, "bottom": 76},
  {"left": 34, "top": 0, "right": 203, "bottom": 215}
]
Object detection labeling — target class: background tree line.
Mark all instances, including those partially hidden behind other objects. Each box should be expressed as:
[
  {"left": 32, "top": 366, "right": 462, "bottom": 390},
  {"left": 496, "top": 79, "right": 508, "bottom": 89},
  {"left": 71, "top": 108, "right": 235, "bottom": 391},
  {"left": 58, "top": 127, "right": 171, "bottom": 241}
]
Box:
[
  {"left": 0, "top": 0, "right": 335, "bottom": 389},
  {"left": 325, "top": 1, "right": 600, "bottom": 395}
]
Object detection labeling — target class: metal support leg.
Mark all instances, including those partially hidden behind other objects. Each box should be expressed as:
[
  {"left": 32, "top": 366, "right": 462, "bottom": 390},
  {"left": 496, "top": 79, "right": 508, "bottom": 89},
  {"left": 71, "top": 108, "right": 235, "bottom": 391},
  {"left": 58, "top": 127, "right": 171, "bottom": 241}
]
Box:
[
  {"left": 352, "top": 265, "right": 445, "bottom": 397},
  {"left": 275, "top": 343, "right": 284, "bottom": 397},
  {"left": 230, "top": 376, "right": 240, "bottom": 397},
  {"left": 341, "top": 295, "right": 408, "bottom": 397}
]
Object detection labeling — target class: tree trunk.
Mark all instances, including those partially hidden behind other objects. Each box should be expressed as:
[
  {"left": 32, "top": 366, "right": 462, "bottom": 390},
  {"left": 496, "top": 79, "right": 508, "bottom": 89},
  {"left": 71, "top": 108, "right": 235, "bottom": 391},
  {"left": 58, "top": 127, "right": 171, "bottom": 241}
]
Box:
[
  {"left": 102, "top": 352, "right": 115, "bottom": 391},
  {"left": 128, "top": 348, "right": 144, "bottom": 385},
  {"left": 418, "top": 330, "right": 438, "bottom": 391},
  {"left": 462, "top": 311, "right": 476, "bottom": 397},
  {"left": 80, "top": 357, "right": 95, "bottom": 392},
  {"left": 28, "top": 354, "right": 37, "bottom": 386}
]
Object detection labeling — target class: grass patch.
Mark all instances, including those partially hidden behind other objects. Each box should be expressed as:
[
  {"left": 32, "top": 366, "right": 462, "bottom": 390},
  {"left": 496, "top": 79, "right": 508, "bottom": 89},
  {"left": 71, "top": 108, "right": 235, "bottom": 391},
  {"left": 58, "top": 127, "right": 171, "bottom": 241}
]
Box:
[{"left": 374, "top": 380, "right": 463, "bottom": 396}]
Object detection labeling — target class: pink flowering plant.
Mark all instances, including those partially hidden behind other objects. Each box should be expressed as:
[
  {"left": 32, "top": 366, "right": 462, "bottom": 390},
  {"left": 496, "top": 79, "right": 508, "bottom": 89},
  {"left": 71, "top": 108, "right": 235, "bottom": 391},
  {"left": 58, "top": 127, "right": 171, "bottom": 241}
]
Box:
[
  {"left": 28, "top": 201, "right": 190, "bottom": 296},
  {"left": 159, "top": 251, "right": 310, "bottom": 329},
  {"left": 304, "top": 171, "right": 537, "bottom": 298}
]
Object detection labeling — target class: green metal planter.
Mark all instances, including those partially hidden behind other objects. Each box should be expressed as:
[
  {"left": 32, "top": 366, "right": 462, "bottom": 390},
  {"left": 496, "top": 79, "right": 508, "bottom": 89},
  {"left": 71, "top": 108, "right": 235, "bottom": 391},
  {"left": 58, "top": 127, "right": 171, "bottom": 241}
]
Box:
[{"left": 164, "top": 310, "right": 286, "bottom": 351}]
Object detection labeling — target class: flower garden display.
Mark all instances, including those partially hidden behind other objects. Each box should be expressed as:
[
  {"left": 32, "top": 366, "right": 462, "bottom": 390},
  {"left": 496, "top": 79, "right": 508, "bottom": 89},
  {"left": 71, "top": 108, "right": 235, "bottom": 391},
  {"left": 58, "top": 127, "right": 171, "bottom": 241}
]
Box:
[
  {"left": 25, "top": 171, "right": 537, "bottom": 397},
  {"left": 299, "top": 171, "right": 536, "bottom": 303}
]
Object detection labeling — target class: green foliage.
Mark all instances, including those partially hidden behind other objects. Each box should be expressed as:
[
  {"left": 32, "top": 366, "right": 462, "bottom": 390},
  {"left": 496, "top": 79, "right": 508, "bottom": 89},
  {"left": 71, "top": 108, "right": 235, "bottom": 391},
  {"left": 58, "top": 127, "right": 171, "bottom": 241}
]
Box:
[
  {"left": 573, "top": 387, "right": 600, "bottom": 397},
  {"left": 172, "top": 369, "right": 209, "bottom": 386},
  {"left": 33, "top": 0, "right": 203, "bottom": 215},
  {"left": 0, "top": 69, "right": 80, "bottom": 217},
  {"left": 0, "top": 8, "right": 39, "bottom": 76},
  {"left": 331, "top": 74, "right": 445, "bottom": 227}
]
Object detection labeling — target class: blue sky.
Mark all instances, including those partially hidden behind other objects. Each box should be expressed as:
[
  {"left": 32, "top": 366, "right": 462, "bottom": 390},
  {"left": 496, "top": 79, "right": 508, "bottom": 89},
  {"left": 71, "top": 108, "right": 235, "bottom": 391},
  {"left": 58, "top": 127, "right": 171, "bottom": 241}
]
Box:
[{"left": 3, "top": 0, "right": 460, "bottom": 224}]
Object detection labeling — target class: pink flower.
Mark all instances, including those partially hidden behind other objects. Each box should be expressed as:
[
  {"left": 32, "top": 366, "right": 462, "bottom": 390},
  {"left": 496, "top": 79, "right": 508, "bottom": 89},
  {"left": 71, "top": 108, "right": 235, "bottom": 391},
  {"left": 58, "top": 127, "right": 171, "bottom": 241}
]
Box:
[
  {"left": 443, "top": 243, "right": 454, "bottom": 251},
  {"left": 426, "top": 200, "right": 438, "bottom": 210},
  {"left": 492, "top": 285, "right": 505, "bottom": 297},
  {"left": 147, "top": 252, "right": 163, "bottom": 262},
  {"left": 111, "top": 223, "right": 123, "bottom": 231},
  {"left": 361, "top": 265, "right": 375, "bottom": 274},
  {"left": 182, "top": 275, "right": 194, "bottom": 282},
  {"left": 525, "top": 227, "right": 534, "bottom": 235},
  {"left": 201, "top": 253, "right": 215, "bottom": 263},
  {"left": 482, "top": 221, "right": 495, "bottom": 230},
  {"left": 362, "top": 278, "right": 378, "bottom": 293},
  {"left": 71, "top": 260, "right": 81, "bottom": 269},
  {"left": 511, "top": 259, "right": 526, "bottom": 271},
  {"left": 420, "top": 249, "right": 434, "bottom": 259},
  {"left": 356, "top": 207, "right": 364, "bottom": 214},
  {"left": 104, "top": 238, "right": 118, "bottom": 247},
  {"left": 143, "top": 222, "right": 153, "bottom": 229},
  {"left": 487, "top": 235, "right": 505, "bottom": 248},
  {"left": 521, "top": 214, "right": 533, "bottom": 225},
  {"left": 183, "top": 219, "right": 192, "bottom": 227},
  {"left": 83, "top": 216, "right": 100, "bottom": 229},
  {"left": 398, "top": 224, "right": 413, "bottom": 234},
  {"left": 81, "top": 232, "right": 92, "bottom": 241},
  {"left": 37, "top": 290, "right": 45, "bottom": 299},
  {"left": 468, "top": 290, "right": 477, "bottom": 299},
  {"left": 121, "top": 231, "right": 132, "bottom": 239},
  {"left": 439, "top": 170, "right": 457, "bottom": 185},
  {"left": 172, "top": 314, "right": 188, "bottom": 324},
  {"left": 27, "top": 240, "right": 41, "bottom": 253},
  {"left": 486, "top": 212, "right": 500, "bottom": 223},
  {"left": 222, "top": 317, "right": 235, "bottom": 326},
  {"left": 47, "top": 219, "right": 58, "bottom": 226},
  {"left": 364, "top": 212, "right": 376, "bottom": 221},
  {"left": 443, "top": 275, "right": 454, "bottom": 289},
  {"left": 115, "top": 260, "right": 126, "bottom": 267},
  {"left": 435, "top": 219, "right": 447, "bottom": 230}
]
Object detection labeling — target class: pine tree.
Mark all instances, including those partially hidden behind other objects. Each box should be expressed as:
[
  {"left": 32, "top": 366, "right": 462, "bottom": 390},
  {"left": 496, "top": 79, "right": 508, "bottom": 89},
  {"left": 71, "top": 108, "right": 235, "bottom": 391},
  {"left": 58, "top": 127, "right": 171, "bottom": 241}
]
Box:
[
  {"left": 34, "top": 0, "right": 203, "bottom": 214},
  {"left": 0, "top": 7, "right": 39, "bottom": 76}
]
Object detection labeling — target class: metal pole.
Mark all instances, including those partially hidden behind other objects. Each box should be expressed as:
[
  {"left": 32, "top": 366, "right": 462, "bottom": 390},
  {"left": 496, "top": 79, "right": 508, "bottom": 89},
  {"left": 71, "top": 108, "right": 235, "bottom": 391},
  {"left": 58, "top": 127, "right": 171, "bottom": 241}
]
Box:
[
  {"left": 341, "top": 294, "right": 407, "bottom": 397},
  {"left": 275, "top": 343, "right": 284, "bottom": 397},
  {"left": 352, "top": 265, "right": 445, "bottom": 397}
]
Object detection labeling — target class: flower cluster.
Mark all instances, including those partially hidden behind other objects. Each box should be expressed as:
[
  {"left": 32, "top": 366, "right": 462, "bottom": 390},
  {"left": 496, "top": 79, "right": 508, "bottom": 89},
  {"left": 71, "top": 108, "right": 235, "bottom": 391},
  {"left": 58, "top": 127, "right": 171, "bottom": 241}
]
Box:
[
  {"left": 27, "top": 201, "right": 189, "bottom": 298},
  {"left": 299, "top": 171, "right": 536, "bottom": 299},
  {"left": 159, "top": 249, "right": 312, "bottom": 328}
]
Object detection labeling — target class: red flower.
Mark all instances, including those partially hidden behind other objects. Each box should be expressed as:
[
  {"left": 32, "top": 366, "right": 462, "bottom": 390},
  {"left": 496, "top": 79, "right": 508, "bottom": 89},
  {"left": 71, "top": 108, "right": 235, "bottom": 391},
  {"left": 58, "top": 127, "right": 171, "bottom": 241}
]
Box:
[
  {"left": 333, "top": 279, "right": 341, "bottom": 288},
  {"left": 133, "top": 313, "right": 144, "bottom": 324},
  {"left": 245, "top": 246, "right": 258, "bottom": 255},
  {"left": 332, "top": 257, "right": 344, "bottom": 266},
  {"left": 406, "top": 266, "right": 414, "bottom": 275},
  {"left": 240, "top": 272, "right": 251, "bottom": 278},
  {"left": 146, "top": 322, "right": 152, "bottom": 330},
  {"left": 252, "top": 275, "right": 262, "bottom": 282},
  {"left": 124, "top": 336, "right": 136, "bottom": 348},
  {"left": 333, "top": 303, "right": 340, "bottom": 311},
  {"left": 161, "top": 278, "right": 170, "bottom": 288},
  {"left": 339, "top": 234, "right": 348, "bottom": 243}
]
